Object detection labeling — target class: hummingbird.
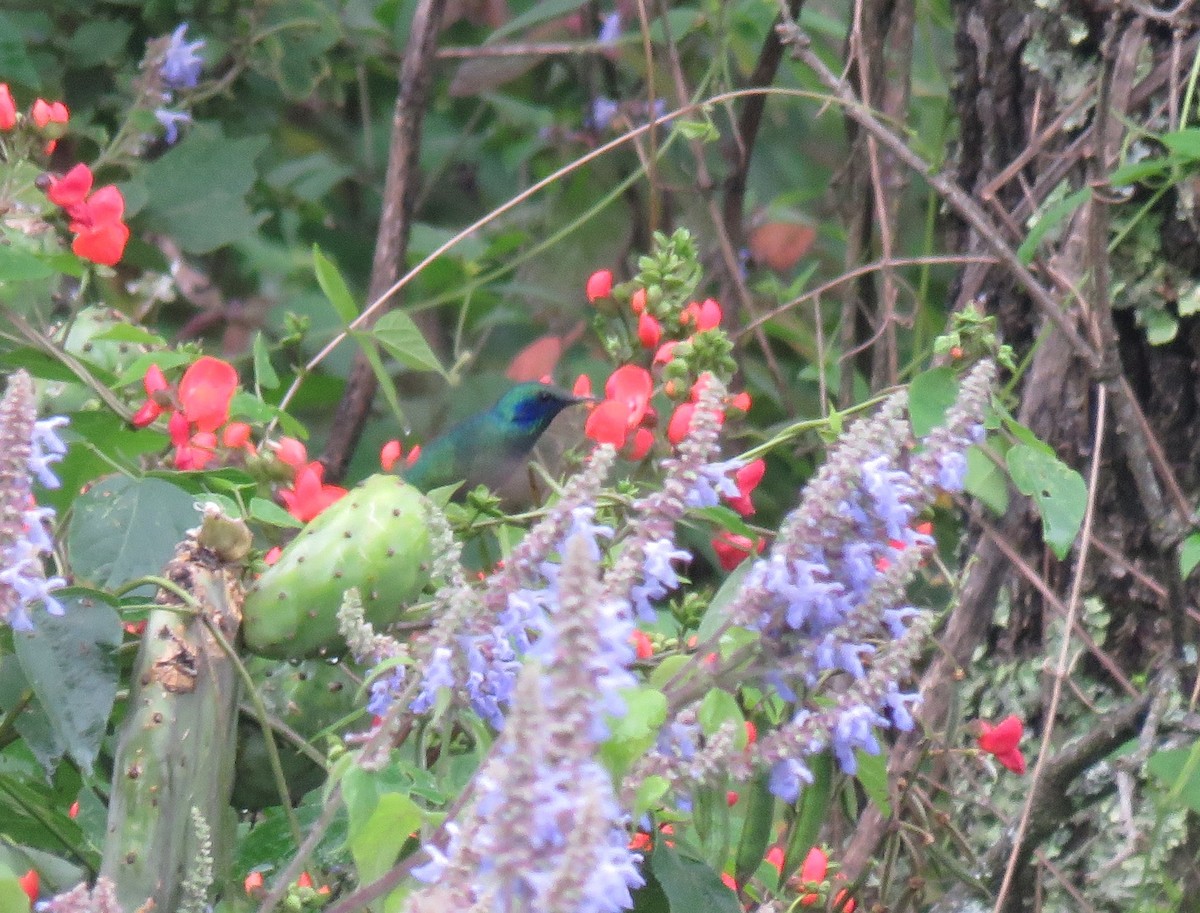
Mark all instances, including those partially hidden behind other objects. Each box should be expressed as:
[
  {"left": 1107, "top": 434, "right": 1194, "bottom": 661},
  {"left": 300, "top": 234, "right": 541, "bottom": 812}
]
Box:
[{"left": 403, "top": 382, "right": 589, "bottom": 495}]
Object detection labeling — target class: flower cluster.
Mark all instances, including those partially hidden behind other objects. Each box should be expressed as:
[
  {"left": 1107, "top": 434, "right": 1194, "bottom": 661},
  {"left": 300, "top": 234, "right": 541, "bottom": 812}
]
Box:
[
  {"left": 976, "top": 715, "right": 1026, "bottom": 774},
  {"left": 42, "top": 163, "right": 130, "bottom": 266},
  {"left": 626, "top": 360, "right": 995, "bottom": 806},
  {"left": 272, "top": 436, "right": 348, "bottom": 523},
  {"left": 405, "top": 535, "right": 644, "bottom": 913},
  {"left": 0, "top": 371, "right": 68, "bottom": 631},
  {"left": 149, "top": 24, "right": 205, "bottom": 143},
  {"left": 0, "top": 83, "right": 70, "bottom": 152}
]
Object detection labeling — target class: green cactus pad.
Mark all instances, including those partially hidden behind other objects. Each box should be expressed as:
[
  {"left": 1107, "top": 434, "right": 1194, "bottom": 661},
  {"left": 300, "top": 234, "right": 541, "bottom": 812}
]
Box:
[{"left": 242, "top": 475, "right": 433, "bottom": 658}]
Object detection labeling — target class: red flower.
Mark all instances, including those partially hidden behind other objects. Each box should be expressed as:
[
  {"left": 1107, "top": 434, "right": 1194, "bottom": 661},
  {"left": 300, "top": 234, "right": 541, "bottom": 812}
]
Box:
[
  {"left": 280, "top": 462, "right": 347, "bottom": 523},
  {"left": 72, "top": 220, "right": 130, "bottom": 266},
  {"left": 68, "top": 800, "right": 79, "bottom": 819},
  {"left": 727, "top": 458, "right": 765, "bottom": 516},
  {"left": 631, "top": 629, "right": 654, "bottom": 659},
  {"left": 744, "top": 720, "right": 757, "bottom": 745},
  {"left": 729, "top": 391, "right": 752, "bottom": 413},
  {"left": 572, "top": 373, "right": 593, "bottom": 398},
  {"left": 586, "top": 269, "right": 613, "bottom": 302},
  {"left": 297, "top": 872, "right": 314, "bottom": 889},
  {"left": 726, "top": 789, "right": 740, "bottom": 806},
  {"left": 605, "top": 365, "right": 652, "bottom": 424},
  {"left": 178, "top": 356, "right": 237, "bottom": 432},
  {"left": 18, "top": 869, "right": 38, "bottom": 904},
  {"left": 638, "top": 312, "right": 662, "bottom": 349},
  {"left": 131, "top": 364, "right": 171, "bottom": 427},
  {"left": 244, "top": 871, "right": 265, "bottom": 895},
  {"left": 977, "top": 715, "right": 1026, "bottom": 774},
  {"left": 682, "top": 298, "right": 722, "bottom": 331},
  {"left": 585, "top": 399, "right": 633, "bottom": 447},
  {"left": 626, "top": 426, "right": 654, "bottom": 460},
  {"left": 0, "top": 84, "right": 16, "bottom": 130},
  {"left": 712, "top": 531, "right": 764, "bottom": 570},
  {"left": 653, "top": 341, "right": 677, "bottom": 365},
  {"left": 46, "top": 163, "right": 93, "bottom": 212},
  {"left": 630, "top": 287, "right": 647, "bottom": 314},
  {"left": 629, "top": 832, "right": 652, "bottom": 852},
  {"left": 222, "top": 422, "right": 253, "bottom": 451},
  {"left": 31, "top": 98, "right": 68, "bottom": 129},
  {"left": 263, "top": 546, "right": 283, "bottom": 566},
  {"left": 764, "top": 845, "right": 784, "bottom": 872},
  {"left": 720, "top": 872, "right": 738, "bottom": 893},
  {"left": 666, "top": 402, "right": 694, "bottom": 445},
  {"left": 381, "top": 439, "right": 402, "bottom": 471}
]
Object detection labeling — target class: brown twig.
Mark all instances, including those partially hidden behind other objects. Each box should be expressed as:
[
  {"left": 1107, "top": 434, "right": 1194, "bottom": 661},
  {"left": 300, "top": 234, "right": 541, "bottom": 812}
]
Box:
[{"left": 320, "top": 0, "right": 449, "bottom": 481}]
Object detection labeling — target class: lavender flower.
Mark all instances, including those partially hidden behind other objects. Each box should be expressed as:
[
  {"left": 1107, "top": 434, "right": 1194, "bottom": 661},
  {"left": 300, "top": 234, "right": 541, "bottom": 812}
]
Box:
[
  {"left": 406, "top": 535, "right": 644, "bottom": 913},
  {"left": 0, "top": 372, "right": 68, "bottom": 631},
  {"left": 154, "top": 108, "right": 191, "bottom": 144},
  {"left": 589, "top": 97, "right": 620, "bottom": 131},
  {"left": 160, "top": 24, "right": 205, "bottom": 89},
  {"left": 597, "top": 12, "right": 622, "bottom": 44}
]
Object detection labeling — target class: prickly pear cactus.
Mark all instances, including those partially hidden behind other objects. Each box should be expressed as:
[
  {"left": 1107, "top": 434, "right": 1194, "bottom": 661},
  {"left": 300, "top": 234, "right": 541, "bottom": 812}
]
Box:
[
  {"left": 242, "top": 474, "right": 434, "bottom": 659},
  {"left": 233, "top": 657, "right": 357, "bottom": 811},
  {"left": 101, "top": 509, "right": 247, "bottom": 913}
]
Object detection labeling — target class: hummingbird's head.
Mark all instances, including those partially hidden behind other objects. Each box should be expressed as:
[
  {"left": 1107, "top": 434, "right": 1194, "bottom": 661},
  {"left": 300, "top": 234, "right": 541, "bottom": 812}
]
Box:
[{"left": 497, "top": 382, "right": 590, "bottom": 436}]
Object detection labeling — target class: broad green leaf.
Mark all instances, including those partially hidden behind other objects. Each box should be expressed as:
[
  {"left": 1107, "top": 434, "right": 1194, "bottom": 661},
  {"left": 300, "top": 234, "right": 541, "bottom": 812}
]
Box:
[
  {"left": 965, "top": 444, "right": 1008, "bottom": 515},
  {"left": 90, "top": 324, "right": 164, "bottom": 346},
  {"left": 600, "top": 686, "right": 668, "bottom": 776},
  {"left": 66, "top": 18, "right": 133, "bottom": 68},
  {"left": 1148, "top": 744, "right": 1200, "bottom": 813},
  {"left": 313, "top": 246, "right": 359, "bottom": 324},
  {"left": 489, "top": 0, "right": 586, "bottom": 41},
  {"left": 0, "top": 246, "right": 52, "bottom": 281},
  {"left": 1161, "top": 128, "right": 1200, "bottom": 161},
  {"left": 0, "top": 658, "right": 61, "bottom": 774},
  {"left": 249, "top": 497, "right": 303, "bottom": 529},
  {"left": 373, "top": 311, "right": 443, "bottom": 374},
  {"left": 649, "top": 843, "right": 741, "bottom": 913},
  {"left": 137, "top": 124, "right": 268, "bottom": 253},
  {"left": 1181, "top": 533, "right": 1200, "bottom": 580},
  {"left": 633, "top": 776, "right": 670, "bottom": 820},
  {"left": 66, "top": 476, "right": 198, "bottom": 591},
  {"left": 1108, "top": 155, "right": 1177, "bottom": 186},
  {"left": 854, "top": 749, "right": 892, "bottom": 817},
  {"left": 352, "top": 331, "right": 407, "bottom": 428},
  {"left": 349, "top": 791, "right": 421, "bottom": 884},
  {"left": 0, "top": 11, "right": 39, "bottom": 86},
  {"left": 1017, "top": 186, "right": 1090, "bottom": 264},
  {"left": 13, "top": 590, "right": 121, "bottom": 772},
  {"left": 1006, "top": 444, "right": 1087, "bottom": 559},
  {"left": 1141, "top": 307, "right": 1178, "bottom": 345},
  {"left": 909, "top": 366, "right": 959, "bottom": 437},
  {"left": 698, "top": 688, "right": 743, "bottom": 738}
]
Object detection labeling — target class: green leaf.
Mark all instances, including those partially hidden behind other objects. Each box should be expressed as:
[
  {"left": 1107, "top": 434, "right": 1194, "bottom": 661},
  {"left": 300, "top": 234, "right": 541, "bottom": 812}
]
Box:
[
  {"left": 697, "top": 688, "right": 743, "bottom": 738},
  {"left": 342, "top": 764, "right": 422, "bottom": 883},
  {"left": 66, "top": 18, "right": 133, "bottom": 68},
  {"left": 1108, "top": 156, "right": 1177, "bottom": 186},
  {"left": 1181, "top": 534, "right": 1200, "bottom": 580},
  {"left": 252, "top": 332, "right": 280, "bottom": 390},
  {"left": 90, "top": 324, "right": 164, "bottom": 346},
  {"left": 0, "top": 11, "right": 39, "bottom": 87},
  {"left": 0, "top": 245, "right": 53, "bottom": 281},
  {"left": 249, "top": 497, "right": 303, "bottom": 529},
  {"left": 1141, "top": 307, "right": 1178, "bottom": 345},
  {"left": 673, "top": 119, "right": 719, "bottom": 142},
  {"left": 352, "top": 331, "right": 408, "bottom": 429},
  {"left": 908, "top": 366, "right": 959, "bottom": 437},
  {"left": 373, "top": 311, "right": 443, "bottom": 374},
  {"left": 1148, "top": 744, "right": 1200, "bottom": 813},
  {"left": 696, "top": 560, "right": 752, "bottom": 642},
  {"left": 1006, "top": 444, "right": 1087, "bottom": 559},
  {"left": 965, "top": 444, "right": 1008, "bottom": 515},
  {"left": 733, "top": 773, "right": 775, "bottom": 886},
  {"left": 137, "top": 124, "right": 268, "bottom": 254},
  {"left": 648, "top": 843, "right": 741, "bottom": 913},
  {"left": 66, "top": 476, "right": 198, "bottom": 591},
  {"left": 600, "top": 686, "right": 668, "bottom": 776},
  {"left": 313, "top": 245, "right": 359, "bottom": 324},
  {"left": 1017, "top": 186, "right": 1090, "bottom": 264},
  {"left": 854, "top": 749, "right": 892, "bottom": 817},
  {"left": 633, "top": 776, "right": 670, "bottom": 820},
  {"left": 13, "top": 590, "right": 122, "bottom": 772},
  {"left": 784, "top": 751, "right": 832, "bottom": 877},
  {"left": 0, "top": 658, "right": 62, "bottom": 774},
  {"left": 1161, "top": 128, "right": 1200, "bottom": 161}
]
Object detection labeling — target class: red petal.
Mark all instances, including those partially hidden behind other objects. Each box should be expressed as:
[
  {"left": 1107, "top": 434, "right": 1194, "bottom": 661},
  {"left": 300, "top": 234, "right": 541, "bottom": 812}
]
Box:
[
  {"left": 222, "top": 422, "right": 252, "bottom": 449},
  {"left": 626, "top": 426, "right": 654, "bottom": 460},
  {"left": 711, "top": 531, "right": 754, "bottom": 570},
  {"left": 18, "top": 869, "right": 38, "bottom": 903},
  {"left": 572, "top": 373, "right": 593, "bottom": 398},
  {"left": 380, "top": 439, "right": 402, "bottom": 471},
  {"left": 799, "top": 846, "right": 827, "bottom": 883},
  {"left": 0, "top": 84, "right": 15, "bottom": 130},
  {"left": 280, "top": 462, "right": 346, "bottom": 523},
  {"left": 586, "top": 268, "right": 613, "bottom": 302},
  {"left": 143, "top": 363, "right": 170, "bottom": 395},
  {"left": 178, "top": 356, "right": 238, "bottom": 432},
  {"left": 72, "top": 220, "right": 129, "bottom": 266},
  {"left": 84, "top": 185, "right": 125, "bottom": 224},
  {"left": 653, "top": 341, "right": 677, "bottom": 365},
  {"left": 697, "top": 298, "right": 722, "bottom": 330},
  {"left": 31, "top": 98, "right": 51, "bottom": 127},
  {"left": 275, "top": 437, "right": 308, "bottom": 469},
  {"left": 506, "top": 333, "right": 564, "bottom": 382},
  {"left": 47, "top": 163, "right": 94, "bottom": 209},
  {"left": 605, "top": 365, "right": 653, "bottom": 425},
  {"left": 996, "top": 748, "right": 1027, "bottom": 775},
  {"left": 584, "top": 399, "right": 631, "bottom": 447},
  {"left": 631, "top": 629, "right": 654, "bottom": 659},
  {"left": 630, "top": 287, "right": 646, "bottom": 314},
  {"left": 168, "top": 410, "right": 191, "bottom": 447},
  {"left": 977, "top": 715, "right": 1023, "bottom": 755},
  {"left": 130, "top": 399, "right": 163, "bottom": 428},
  {"left": 764, "top": 845, "right": 784, "bottom": 872},
  {"left": 667, "top": 402, "right": 695, "bottom": 445},
  {"left": 637, "top": 312, "right": 662, "bottom": 348}
]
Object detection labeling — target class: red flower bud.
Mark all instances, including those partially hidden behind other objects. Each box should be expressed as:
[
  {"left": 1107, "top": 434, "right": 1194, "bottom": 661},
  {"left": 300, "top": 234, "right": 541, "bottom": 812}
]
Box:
[
  {"left": 586, "top": 269, "right": 613, "bottom": 302},
  {"left": 637, "top": 312, "right": 662, "bottom": 349},
  {"left": 0, "top": 84, "right": 16, "bottom": 130},
  {"left": 629, "top": 287, "right": 647, "bottom": 314},
  {"left": 18, "top": 869, "right": 38, "bottom": 904},
  {"left": 381, "top": 439, "right": 403, "bottom": 471}
]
